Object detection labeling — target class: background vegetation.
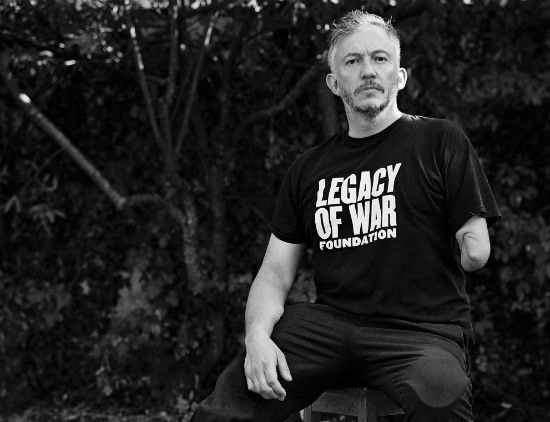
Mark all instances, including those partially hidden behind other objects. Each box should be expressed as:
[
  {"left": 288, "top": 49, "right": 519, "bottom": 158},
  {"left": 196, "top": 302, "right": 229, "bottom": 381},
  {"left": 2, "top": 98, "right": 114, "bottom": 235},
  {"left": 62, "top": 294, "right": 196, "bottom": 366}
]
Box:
[{"left": 1, "top": 0, "right": 549, "bottom": 421}]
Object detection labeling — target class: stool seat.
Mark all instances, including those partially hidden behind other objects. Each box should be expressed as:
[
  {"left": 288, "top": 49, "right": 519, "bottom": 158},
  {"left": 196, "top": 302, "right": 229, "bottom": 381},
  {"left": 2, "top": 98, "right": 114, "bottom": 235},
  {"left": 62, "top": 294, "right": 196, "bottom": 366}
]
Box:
[{"left": 302, "top": 387, "right": 404, "bottom": 422}]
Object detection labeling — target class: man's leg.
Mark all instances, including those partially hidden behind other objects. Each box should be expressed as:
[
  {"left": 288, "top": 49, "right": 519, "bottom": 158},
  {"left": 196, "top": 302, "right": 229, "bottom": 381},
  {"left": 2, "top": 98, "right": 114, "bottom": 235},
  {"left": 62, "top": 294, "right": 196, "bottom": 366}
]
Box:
[
  {"left": 192, "top": 303, "right": 354, "bottom": 422},
  {"left": 355, "top": 327, "right": 472, "bottom": 422}
]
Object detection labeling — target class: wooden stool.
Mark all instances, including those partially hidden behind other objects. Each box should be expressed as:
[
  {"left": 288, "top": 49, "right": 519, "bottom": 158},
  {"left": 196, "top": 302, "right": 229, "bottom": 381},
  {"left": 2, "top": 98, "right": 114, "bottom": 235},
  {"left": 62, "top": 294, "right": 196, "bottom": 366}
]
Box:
[{"left": 302, "top": 387, "right": 404, "bottom": 422}]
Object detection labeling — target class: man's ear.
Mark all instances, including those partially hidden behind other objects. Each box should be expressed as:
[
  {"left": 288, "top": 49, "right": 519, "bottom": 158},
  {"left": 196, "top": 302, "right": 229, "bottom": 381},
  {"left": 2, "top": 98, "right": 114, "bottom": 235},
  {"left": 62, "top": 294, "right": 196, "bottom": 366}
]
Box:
[
  {"left": 397, "top": 67, "right": 407, "bottom": 91},
  {"left": 326, "top": 73, "right": 340, "bottom": 96}
]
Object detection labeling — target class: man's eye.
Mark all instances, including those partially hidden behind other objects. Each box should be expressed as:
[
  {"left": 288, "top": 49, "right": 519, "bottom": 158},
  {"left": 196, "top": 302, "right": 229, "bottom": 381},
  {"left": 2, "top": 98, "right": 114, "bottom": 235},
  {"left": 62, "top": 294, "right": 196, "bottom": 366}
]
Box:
[
  {"left": 345, "top": 58, "right": 357, "bottom": 65},
  {"left": 375, "top": 56, "right": 388, "bottom": 63}
]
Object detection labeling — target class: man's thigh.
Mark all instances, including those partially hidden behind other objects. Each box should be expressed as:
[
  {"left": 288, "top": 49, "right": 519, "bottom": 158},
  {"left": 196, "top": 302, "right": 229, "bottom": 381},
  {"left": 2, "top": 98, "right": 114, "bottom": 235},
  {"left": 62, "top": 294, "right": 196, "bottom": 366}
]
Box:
[
  {"left": 258, "top": 303, "right": 356, "bottom": 417},
  {"left": 272, "top": 302, "right": 353, "bottom": 367},
  {"left": 355, "top": 327, "right": 472, "bottom": 422},
  {"left": 192, "top": 303, "right": 353, "bottom": 422}
]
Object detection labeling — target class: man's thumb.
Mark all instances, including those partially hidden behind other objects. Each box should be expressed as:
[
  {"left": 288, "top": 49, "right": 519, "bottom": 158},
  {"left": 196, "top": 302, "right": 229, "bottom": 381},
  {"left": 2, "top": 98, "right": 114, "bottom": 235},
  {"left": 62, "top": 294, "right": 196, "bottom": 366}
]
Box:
[{"left": 277, "top": 352, "right": 292, "bottom": 382}]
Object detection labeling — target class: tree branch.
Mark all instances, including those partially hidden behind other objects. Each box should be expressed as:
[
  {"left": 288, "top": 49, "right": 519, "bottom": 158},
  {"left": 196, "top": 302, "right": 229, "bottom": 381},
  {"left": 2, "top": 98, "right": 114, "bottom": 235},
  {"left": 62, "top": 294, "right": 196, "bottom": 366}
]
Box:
[
  {"left": 124, "top": 0, "right": 165, "bottom": 150},
  {"left": 0, "top": 50, "right": 125, "bottom": 210},
  {"left": 191, "top": 104, "right": 209, "bottom": 152},
  {"left": 1, "top": 49, "right": 206, "bottom": 295},
  {"left": 0, "top": 28, "right": 166, "bottom": 85},
  {"left": 180, "top": 191, "right": 203, "bottom": 294},
  {"left": 124, "top": 192, "right": 203, "bottom": 294},
  {"left": 157, "top": 0, "right": 180, "bottom": 151},
  {"left": 1, "top": 52, "right": 179, "bottom": 215},
  {"left": 164, "top": 0, "right": 179, "bottom": 107},
  {"left": 233, "top": 53, "right": 328, "bottom": 141},
  {"left": 190, "top": 102, "right": 211, "bottom": 177},
  {"left": 170, "top": 1, "right": 192, "bottom": 123},
  {"left": 0, "top": 28, "right": 106, "bottom": 60},
  {"left": 182, "top": 0, "right": 240, "bottom": 18},
  {"left": 210, "top": 22, "right": 244, "bottom": 145},
  {"left": 174, "top": 12, "right": 218, "bottom": 155},
  {"left": 0, "top": 182, "right": 6, "bottom": 268},
  {"left": 125, "top": 193, "right": 183, "bottom": 223},
  {"left": 389, "top": 0, "right": 437, "bottom": 21},
  {"left": 204, "top": 25, "right": 244, "bottom": 286}
]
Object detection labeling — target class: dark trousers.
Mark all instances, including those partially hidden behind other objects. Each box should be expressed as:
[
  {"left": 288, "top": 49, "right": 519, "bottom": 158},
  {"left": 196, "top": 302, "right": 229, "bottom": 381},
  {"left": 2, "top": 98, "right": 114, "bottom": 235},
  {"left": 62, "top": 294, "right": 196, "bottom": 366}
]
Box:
[{"left": 192, "top": 303, "right": 472, "bottom": 422}]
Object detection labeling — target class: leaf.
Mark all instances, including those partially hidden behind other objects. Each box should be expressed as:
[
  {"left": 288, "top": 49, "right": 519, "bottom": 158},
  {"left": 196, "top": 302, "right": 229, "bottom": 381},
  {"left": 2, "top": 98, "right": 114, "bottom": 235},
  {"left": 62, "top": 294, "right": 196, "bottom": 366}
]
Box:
[
  {"left": 174, "top": 396, "right": 190, "bottom": 413},
  {"left": 26, "top": 287, "right": 45, "bottom": 304},
  {"left": 4, "top": 195, "right": 21, "bottom": 213},
  {"left": 474, "top": 319, "right": 493, "bottom": 336},
  {"left": 115, "top": 268, "right": 151, "bottom": 321},
  {"left": 102, "top": 384, "right": 113, "bottom": 396},
  {"left": 145, "top": 277, "right": 163, "bottom": 300},
  {"left": 44, "top": 309, "right": 62, "bottom": 328},
  {"left": 80, "top": 280, "right": 91, "bottom": 295},
  {"left": 166, "top": 289, "right": 179, "bottom": 307}
]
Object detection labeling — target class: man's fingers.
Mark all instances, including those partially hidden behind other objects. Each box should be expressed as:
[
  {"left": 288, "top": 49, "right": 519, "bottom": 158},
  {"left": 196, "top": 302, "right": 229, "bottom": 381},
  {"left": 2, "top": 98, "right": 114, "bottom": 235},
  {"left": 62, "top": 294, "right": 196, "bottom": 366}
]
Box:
[
  {"left": 257, "top": 377, "right": 278, "bottom": 400},
  {"left": 266, "top": 380, "right": 286, "bottom": 400},
  {"left": 276, "top": 351, "right": 292, "bottom": 382},
  {"left": 245, "top": 359, "right": 262, "bottom": 395},
  {"left": 246, "top": 365, "right": 279, "bottom": 399},
  {"left": 264, "top": 360, "right": 287, "bottom": 400},
  {"left": 244, "top": 358, "right": 254, "bottom": 391}
]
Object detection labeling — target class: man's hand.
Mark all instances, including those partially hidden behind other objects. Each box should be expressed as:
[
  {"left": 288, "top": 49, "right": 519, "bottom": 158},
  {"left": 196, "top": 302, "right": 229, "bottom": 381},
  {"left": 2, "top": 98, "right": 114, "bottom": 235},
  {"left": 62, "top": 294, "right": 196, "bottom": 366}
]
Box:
[{"left": 244, "top": 330, "right": 292, "bottom": 401}]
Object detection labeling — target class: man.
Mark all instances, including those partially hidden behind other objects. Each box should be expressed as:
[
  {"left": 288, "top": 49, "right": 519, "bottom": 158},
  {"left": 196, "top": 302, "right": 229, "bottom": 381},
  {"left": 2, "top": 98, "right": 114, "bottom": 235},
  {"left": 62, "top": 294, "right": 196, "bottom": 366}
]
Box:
[{"left": 192, "top": 10, "right": 500, "bottom": 422}]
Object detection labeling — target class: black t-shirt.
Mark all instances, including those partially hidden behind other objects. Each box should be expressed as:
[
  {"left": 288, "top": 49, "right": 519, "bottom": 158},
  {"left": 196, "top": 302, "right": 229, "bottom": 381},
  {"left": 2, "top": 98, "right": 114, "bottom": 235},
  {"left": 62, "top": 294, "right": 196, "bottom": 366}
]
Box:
[{"left": 270, "top": 114, "right": 501, "bottom": 342}]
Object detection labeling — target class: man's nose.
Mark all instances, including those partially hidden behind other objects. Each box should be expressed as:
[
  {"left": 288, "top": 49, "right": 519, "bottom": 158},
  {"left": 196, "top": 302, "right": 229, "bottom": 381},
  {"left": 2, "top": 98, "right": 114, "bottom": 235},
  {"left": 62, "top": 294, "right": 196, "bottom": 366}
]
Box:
[{"left": 360, "top": 59, "right": 376, "bottom": 78}]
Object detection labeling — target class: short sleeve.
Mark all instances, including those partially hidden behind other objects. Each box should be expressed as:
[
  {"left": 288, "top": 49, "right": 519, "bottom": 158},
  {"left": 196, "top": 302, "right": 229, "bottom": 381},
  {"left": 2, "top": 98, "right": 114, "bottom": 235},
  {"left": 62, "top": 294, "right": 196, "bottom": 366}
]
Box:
[
  {"left": 442, "top": 124, "right": 501, "bottom": 233},
  {"left": 270, "top": 159, "right": 307, "bottom": 244}
]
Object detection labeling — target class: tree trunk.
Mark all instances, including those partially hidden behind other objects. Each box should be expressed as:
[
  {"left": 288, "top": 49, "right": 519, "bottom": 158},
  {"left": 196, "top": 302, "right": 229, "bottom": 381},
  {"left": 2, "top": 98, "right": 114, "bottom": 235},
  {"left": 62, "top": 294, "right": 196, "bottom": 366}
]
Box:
[
  {"left": 0, "top": 182, "right": 6, "bottom": 268},
  {"left": 209, "top": 162, "right": 227, "bottom": 286},
  {"left": 315, "top": 74, "right": 340, "bottom": 141},
  {"left": 195, "top": 160, "right": 228, "bottom": 381},
  {"left": 199, "top": 309, "right": 226, "bottom": 381}
]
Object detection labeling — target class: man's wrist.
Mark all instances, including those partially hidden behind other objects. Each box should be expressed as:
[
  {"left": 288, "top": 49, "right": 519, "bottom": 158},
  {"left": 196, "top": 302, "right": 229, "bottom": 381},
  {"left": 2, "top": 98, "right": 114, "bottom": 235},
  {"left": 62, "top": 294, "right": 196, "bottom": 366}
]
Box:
[{"left": 245, "top": 325, "right": 270, "bottom": 345}]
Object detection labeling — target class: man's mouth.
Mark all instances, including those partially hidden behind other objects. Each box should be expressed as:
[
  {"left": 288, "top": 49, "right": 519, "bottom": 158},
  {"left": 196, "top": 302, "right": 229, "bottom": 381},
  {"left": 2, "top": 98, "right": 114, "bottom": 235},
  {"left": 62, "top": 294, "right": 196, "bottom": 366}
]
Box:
[{"left": 355, "top": 84, "right": 383, "bottom": 94}]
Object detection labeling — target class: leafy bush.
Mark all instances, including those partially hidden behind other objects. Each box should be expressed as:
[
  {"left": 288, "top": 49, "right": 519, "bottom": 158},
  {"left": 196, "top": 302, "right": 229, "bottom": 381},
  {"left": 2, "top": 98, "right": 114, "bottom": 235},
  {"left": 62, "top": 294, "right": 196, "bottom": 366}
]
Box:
[{"left": 1, "top": 1, "right": 548, "bottom": 421}]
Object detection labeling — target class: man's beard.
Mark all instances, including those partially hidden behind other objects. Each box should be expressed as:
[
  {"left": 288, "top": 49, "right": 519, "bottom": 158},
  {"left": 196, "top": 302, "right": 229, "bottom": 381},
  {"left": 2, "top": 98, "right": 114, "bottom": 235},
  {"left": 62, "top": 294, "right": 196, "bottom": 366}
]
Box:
[{"left": 341, "top": 78, "right": 398, "bottom": 119}]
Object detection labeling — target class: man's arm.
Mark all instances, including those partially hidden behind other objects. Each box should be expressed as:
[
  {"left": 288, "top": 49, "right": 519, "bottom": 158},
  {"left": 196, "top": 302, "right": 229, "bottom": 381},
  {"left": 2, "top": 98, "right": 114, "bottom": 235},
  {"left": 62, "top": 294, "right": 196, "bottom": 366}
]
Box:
[
  {"left": 455, "top": 214, "right": 491, "bottom": 272},
  {"left": 244, "top": 234, "right": 305, "bottom": 401}
]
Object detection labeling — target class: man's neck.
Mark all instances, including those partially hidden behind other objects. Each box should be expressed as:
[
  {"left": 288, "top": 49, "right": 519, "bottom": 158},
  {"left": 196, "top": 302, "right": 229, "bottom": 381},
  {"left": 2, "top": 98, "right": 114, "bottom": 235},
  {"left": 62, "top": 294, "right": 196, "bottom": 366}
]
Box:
[{"left": 346, "top": 105, "right": 402, "bottom": 138}]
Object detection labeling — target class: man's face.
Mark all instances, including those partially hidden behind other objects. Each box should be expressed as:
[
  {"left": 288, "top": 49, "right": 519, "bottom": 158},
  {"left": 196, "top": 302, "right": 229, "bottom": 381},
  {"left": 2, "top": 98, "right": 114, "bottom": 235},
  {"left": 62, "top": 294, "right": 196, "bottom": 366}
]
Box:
[{"left": 328, "top": 24, "right": 405, "bottom": 118}]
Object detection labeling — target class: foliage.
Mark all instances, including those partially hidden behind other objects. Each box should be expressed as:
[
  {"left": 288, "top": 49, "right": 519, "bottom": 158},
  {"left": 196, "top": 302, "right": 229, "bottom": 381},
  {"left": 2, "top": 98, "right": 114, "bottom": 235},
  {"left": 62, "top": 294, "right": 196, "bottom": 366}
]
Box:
[{"left": 1, "top": 0, "right": 549, "bottom": 420}]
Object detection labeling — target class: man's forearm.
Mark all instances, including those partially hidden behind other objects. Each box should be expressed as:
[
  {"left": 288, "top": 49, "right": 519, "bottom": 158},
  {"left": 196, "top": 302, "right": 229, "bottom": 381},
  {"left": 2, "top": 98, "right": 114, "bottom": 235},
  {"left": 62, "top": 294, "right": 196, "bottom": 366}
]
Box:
[
  {"left": 458, "top": 233, "right": 490, "bottom": 271},
  {"left": 243, "top": 264, "right": 295, "bottom": 401},
  {"left": 245, "top": 270, "right": 290, "bottom": 342},
  {"left": 455, "top": 215, "right": 490, "bottom": 272}
]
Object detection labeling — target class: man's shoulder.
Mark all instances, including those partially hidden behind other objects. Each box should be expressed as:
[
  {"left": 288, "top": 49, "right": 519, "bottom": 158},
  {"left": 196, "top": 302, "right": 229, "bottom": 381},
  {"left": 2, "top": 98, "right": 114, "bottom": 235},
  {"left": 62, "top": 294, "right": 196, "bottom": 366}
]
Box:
[
  {"left": 404, "top": 114, "right": 464, "bottom": 135},
  {"left": 402, "top": 115, "right": 474, "bottom": 165},
  {"left": 402, "top": 115, "right": 470, "bottom": 154}
]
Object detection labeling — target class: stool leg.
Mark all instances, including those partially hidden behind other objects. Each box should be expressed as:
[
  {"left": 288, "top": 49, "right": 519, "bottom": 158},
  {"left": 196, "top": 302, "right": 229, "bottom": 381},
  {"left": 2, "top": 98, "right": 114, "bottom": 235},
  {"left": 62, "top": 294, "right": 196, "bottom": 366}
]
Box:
[
  {"left": 302, "top": 405, "right": 322, "bottom": 422},
  {"left": 365, "top": 393, "right": 376, "bottom": 422},
  {"left": 357, "top": 394, "right": 367, "bottom": 422},
  {"left": 302, "top": 406, "right": 311, "bottom": 422}
]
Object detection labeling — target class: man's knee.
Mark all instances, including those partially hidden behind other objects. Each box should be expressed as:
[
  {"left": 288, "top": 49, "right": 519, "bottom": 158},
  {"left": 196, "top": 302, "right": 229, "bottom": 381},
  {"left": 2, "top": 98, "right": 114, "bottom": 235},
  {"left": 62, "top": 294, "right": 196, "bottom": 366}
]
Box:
[
  {"left": 191, "top": 353, "right": 255, "bottom": 421},
  {"left": 396, "top": 348, "right": 472, "bottom": 421},
  {"left": 403, "top": 348, "right": 470, "bottom": 409}
]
